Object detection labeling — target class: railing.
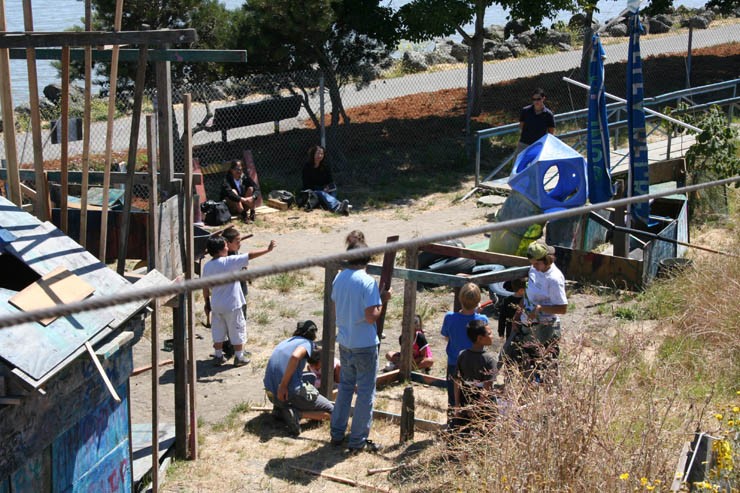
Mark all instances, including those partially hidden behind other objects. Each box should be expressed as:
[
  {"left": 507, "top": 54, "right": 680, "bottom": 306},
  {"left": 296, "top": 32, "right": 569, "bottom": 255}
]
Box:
[{"left": 472, "top": 78, "right": 740, "bottom": 188}]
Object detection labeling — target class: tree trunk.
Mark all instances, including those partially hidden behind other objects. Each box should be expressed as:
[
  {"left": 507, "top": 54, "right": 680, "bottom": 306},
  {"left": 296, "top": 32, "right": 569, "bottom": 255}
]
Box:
[{"left": 470, "top": 3, "right": 486, "bottom": 117}]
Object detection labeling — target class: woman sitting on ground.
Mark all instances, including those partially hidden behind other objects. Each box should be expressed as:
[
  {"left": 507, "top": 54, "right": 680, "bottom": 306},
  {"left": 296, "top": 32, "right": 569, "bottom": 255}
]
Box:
[
  {"left": 302, "top": 145, "right": 351, "bottom": 215},
  {"left": 221, "top": 159, "right": 259, "bottom": 223}
]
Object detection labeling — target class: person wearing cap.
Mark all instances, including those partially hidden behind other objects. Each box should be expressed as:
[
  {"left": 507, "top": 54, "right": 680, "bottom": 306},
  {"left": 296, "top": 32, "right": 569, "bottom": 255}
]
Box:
[
  {"left": 330, "top": 237, "right": 392, "bottom": 454},
  {"left": 263, "top": 320, "right": 334, "bottom": 437},
  {"left": 506, "top": 242, "right": 568, "bottom": 379}
]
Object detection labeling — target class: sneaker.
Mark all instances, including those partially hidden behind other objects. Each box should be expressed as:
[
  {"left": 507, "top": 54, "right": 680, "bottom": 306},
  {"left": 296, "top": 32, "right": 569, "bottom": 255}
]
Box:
[
  {"left": 336, "top": 199, "right": 350, "bottom": 216},
  {"left": 330, "top": 436, "right": 345, "bottom": 446},
  {"left": 233, "top": 355, "right": 250, "bottom": 367},
  {"left": 346, "top": 439, "right": 382, "bottom": 455},
  {"left": 281, "top": 406, "right": 301, "bottom": 437},
  {"left": 213, "top": 354, "right": 228, "bottom": 366},
  {"left": 382, "top": 362, "right": 397, "bottom": 373}
]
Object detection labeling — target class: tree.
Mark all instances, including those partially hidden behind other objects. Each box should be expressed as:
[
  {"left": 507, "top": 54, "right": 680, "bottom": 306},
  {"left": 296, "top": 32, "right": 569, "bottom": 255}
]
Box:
[
  {"left": 232, "top": 0, "right": 401, "bottom": 130},
  {"left": 398, "top": 0, "right": 572, "bottom": 117}
]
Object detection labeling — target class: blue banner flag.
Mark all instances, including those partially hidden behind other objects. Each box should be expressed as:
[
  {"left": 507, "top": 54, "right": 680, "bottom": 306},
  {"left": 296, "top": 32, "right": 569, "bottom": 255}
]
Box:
[
  {"left": 626, "top": 12, "right": 650, "bottom": 225},
  {"left": 587, "top": 34, "right": 614, "bottom": 204}
]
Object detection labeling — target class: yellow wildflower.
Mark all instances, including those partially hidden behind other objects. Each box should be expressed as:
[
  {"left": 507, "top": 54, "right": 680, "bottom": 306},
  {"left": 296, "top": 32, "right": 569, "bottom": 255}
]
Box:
[
  {"left": 620, "top": 473, "right": 630, "bottom": 480},
  {"left": 714, "top": 413, "right": 723, "bottom": 420},
  {"left": 733, "top": 406, "right": 739, "bottom": 413},
  {"left": 646, "top": 486, "right": 655, "bottom": 491},
  {"left": 640, "top": 477, "right": 648, "bottom": 485}
]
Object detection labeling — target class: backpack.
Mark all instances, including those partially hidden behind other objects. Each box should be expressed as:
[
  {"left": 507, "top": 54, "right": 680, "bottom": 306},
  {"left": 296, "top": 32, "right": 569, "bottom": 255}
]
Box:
[
  {"left": 201, "top": 200, "right": 231, "bottom": 226},
  {"left": 296, "top": 189, "right": 320, "bottom": 211},
  {"left": 268, "top": 189, "right": 295, "bottom": 207}
]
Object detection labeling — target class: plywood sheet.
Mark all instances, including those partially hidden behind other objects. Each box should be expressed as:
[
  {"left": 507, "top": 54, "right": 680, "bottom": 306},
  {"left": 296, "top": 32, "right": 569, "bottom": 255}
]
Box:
[{"left": 9, "top": 266, "right": 95, "bottom": 325}]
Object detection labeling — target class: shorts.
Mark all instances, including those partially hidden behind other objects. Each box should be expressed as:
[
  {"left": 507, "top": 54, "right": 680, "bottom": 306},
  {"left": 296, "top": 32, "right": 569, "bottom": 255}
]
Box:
[
  {"left": 267, "top": 383, "right": 334, "bottom": 416},
  {"left": 211, "top": 307, "right": 247, "bottom": 345}
]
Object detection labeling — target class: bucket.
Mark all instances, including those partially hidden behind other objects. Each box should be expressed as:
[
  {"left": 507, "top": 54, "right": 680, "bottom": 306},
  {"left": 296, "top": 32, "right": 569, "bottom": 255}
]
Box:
[{"left": 656, "top": 257, "right": 693, "bottom": 279}]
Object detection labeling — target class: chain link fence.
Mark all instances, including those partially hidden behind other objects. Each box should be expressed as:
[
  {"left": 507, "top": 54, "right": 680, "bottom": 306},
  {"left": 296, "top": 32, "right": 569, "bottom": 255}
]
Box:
[{"left": 1, "top": 19, "right": 737, "bottom": 205}]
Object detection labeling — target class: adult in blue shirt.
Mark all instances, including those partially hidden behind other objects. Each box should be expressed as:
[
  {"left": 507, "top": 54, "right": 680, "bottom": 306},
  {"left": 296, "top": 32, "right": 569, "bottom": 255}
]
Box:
[
  {"left": 264, "top": 320, "right": 334, "bottom": 437},
  {"left": 330, "top": 237, "right": 391, "bottom": 454},
  {"left": 517, "top": 88, "right": 556, "bottom": 155}
]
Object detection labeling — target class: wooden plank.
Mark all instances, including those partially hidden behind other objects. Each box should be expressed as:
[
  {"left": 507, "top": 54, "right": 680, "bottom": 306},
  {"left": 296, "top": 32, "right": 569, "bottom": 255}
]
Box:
[
  {"left": 420, "top": 242, "right": 530, "bottom": 267},
  {"left": 2, "top": 169, "right": 201, "bottom": 186},
  {"left": 0, "top": 29, "right": 197, "bottom": 49},
  {"left": 265, "top": 198, "right": 289, "bottom": 210},
  {"left": 95, "top": 331, "right": 135, "bottom": 360},
  {"left": 183, "top": 93, "right": 199, "bottom": 460},
  {"left": 372, "top": 408, "right": 443, "bottom": 432},
  {"left": 0, "top": 0, "right": 21, "bottom": 207},
  {"left": 85, "top": 341, "right": 121, "bottom": 403},
  {"left": 8, "top": 266, "right": 95, "bottom": 326},
  {"left": 8, "top": 47, "right": 247, "bottom": 63},
  {"left": 117, "top": 44, "right": 149, "bottom": 275},
  {"left": 60, "top": 45, "right": 70, "bottom": 233},
  {"left": 319, "top": 264, "right": 338, "bottom": 398},
  {"left": 376, "top": 235, "right": 399, "bottom": 339},
  {"left": 156, "top": 56, "right": 174, "bottom": 191},
  {"left": 409, "top": 371, "right": 447, "bottom": 388},
  {"left": 400, "top": 247, "right": 418, "bottom": 379},
  {"left": 79, "top": 0, "right": 92, "bottom": 247},
  {"left": 366, "top": 264, "right": 529, "bottom": 287},
  {"left": 22, "top": 0, "right": 48, "bottom": 222},
  {"left": 0, "top": 397, "right": 21, "bottom": 405}
]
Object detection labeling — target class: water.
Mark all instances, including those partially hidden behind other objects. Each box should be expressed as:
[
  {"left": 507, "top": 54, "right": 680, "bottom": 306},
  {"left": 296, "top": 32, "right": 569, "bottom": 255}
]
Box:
[{"left": 5, "top": 0, "right": 707, "bottom": 105}]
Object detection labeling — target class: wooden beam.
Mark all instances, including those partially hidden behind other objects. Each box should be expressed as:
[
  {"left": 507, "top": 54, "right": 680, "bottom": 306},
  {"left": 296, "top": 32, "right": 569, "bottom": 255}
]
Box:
[
  {"left": 9, "top": 47, "right": 247, "bottom": 63},
  {"left": 376, "top": 235, "right": 399, "bottom": 339},
  {"left": 400, "top": 247, "right": 418, "bottom": 380},
  {"left": 85, "top": 341, "right": 121, "bottom": 403},
  {"left": 366, "top": 264, "right": 529, "bottom": 287},
  {"left": 0, "top": 29, "right": 197, "bottom": 49},
  {"left": 1, "top": 169, "right": 201, "bottom": 186},
  {"left": 320, "top": 264, "right": 338, "bottom": 398},
  {"left": 420, "top": 242, "right": 530, "bottom": 267},
  {"left": 79, "top": 0, "right": 93, "bottom": 246},
  {"left": 0, "top": 0, "right": 21, "bottom": 207},
  {"left": 60, "top": 46, "right": 70, "bottom": 233},
  {"left": 156, "top": 54, "right": 174, "bottom": 192}
]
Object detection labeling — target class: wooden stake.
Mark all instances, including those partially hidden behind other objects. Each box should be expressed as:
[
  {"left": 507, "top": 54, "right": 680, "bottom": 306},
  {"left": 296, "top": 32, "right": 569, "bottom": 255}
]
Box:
[
  {"left": 320, "top": 263, "right": 338, "bottom": 398},
  {"left": 290, "top": 466, "right": 392, "bottom": 493},
  {"left": 367, "top": 466, "right": 401, "bottom": 476},
  {"left": 376, "top": 235, "right": 399, "bottom": 340},
  {"left": 400, "top": 386, "right": 415, "bottom": 443},
  {"left": 0, "top": 0, "right": 21, "bottom": 206},
  {"left": 399, "top": 247, "right": 418, "bottom": 379},
  {"left": 146, "top": 114, "right": 159, "bottom": 272},
  {"left": 183, "top": 93, "right": 198, "bottom": 460},
  {"left": 60, "top": 46, "right": 70, "bottom": 233},
  {"left": 147, "top": 112, "right": 160, "bottom": 493},
  {"left": 21, "top": 0, "right": 48, "bottom": 221},
  {"left": 116, "top": 44, "right": 148, "bottom": 275},
  {"left": 98, "top": 0, "right": 124, "bottom": 262},
  {"left": 80, "top": 0, "right": 93, "bottom": 247}
]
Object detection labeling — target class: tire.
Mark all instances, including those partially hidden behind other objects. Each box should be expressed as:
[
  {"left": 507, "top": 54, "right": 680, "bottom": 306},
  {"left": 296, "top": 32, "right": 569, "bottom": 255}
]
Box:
[{"left": 417, "top": 239, "right": 466, "bottom": 269}]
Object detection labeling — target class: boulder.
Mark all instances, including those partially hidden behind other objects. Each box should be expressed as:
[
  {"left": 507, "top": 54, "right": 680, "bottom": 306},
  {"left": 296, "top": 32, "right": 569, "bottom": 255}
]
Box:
[
  {"left": 557, "top": 42, "right": 572, "bottom": 52},
  {"left": 681, "top": 15, "right": 711, "bottom": 29},
  {"left": 425, "top": 46, "right": 458, "bottom": 65},
  {"left": 504, "top": 19, "right": 528, "bottom": 39},
  {"left": 545, "top": 28, "right": 571, "bottom": 45},
  {"left": 449, "top": 42, "right": 469, "bottom": 62},
  {"left": 483, "top": 24, "right": 505, "bottom": 40},
  {"left": 605, "top": 23, "right": 628, "bottom": 37},
  {"left": 515, "top": 32, "right": 533, "bottom": 48},
  {"left": 402, "top": 50, "right": 428, "bottom": 73},
  {"left": 648, "top": 18, "right": 671, "bottom": 34},
  {"left": 505, "top": 40, "right": 527, "bottom": 57},
  {"left": 655, "top": 13, "right": 674, "bottom": 26}
]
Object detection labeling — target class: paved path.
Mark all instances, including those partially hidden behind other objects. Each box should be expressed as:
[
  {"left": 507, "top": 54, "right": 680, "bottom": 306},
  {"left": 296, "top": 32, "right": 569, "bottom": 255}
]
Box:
[{"left": 1, "top": 23, "right": 737, "bottom": 161}]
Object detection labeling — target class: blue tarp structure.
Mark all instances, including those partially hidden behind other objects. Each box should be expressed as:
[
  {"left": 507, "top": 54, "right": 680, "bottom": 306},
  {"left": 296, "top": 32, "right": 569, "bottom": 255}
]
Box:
[
  {"left": 587, "top": 34, "right": 614, "bottom": 204},
  {"left": 627, "top": 11, "right": 651, "bottom": 225},
  {"left": 509, "top": 134, "right": 588, "bottom": 212}
]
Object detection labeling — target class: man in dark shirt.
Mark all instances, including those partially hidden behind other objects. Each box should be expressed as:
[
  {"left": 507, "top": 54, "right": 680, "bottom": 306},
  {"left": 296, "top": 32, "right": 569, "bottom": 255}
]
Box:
[{"left": 517, "top": 88, "right": 555, "bottom": 155}]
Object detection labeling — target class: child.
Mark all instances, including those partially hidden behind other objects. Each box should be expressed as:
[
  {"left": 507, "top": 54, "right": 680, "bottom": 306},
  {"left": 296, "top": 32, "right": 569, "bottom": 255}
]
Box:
[
  {"left": 454, "top": 319, "right": 497, "bottom": 407},
  {"left": 441, "top": 283, "right": 489, "bottom": 408},
  {"left": 383, "top": 314, "right": 434, "bottom": 373},
  {"left": 304, "top": 346, "right": 341, "bottom": 390},
  {"left": 498, "top": 278, "right": 527, "bottom": 341},
  {"left": 202, "top": 235, "right": 276, "bottom": 366},
  {"left": 452, "top": 319, "right": 497, "bottom": 428}
]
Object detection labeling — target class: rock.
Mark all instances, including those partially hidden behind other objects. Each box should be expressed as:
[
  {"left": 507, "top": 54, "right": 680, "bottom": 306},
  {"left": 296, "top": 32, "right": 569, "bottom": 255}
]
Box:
[
  {"left": 491, "top": 44, "right": 513, "bottom": 60},
  {"left": 545, "top": 29, "right": 571, "bottom": 46},
  {"left": 483, "top": 24, "right": 505, "bottom": 40},
  {"left": 483, "top": 40, "right": 497, "bottom": 52},
  {"left": 655, "top": 14, "right": 674, "bottom": 27},
  {"left": 504, "top": 19, "right": 528, "bottom": 39},
  {"left": 557, "top": 42, "right": 572, "bottom": 52},
  {"left": 681, "top": 15, "right": 711, "bottom": 29},
  {"left": 696, "top": 9, "right": 715, "bottom": 22},
  {"left": 402, "top": 51, "right": 428, "bottom": 73},
  {"left": 648, "top": 18, "right": 671, "bottom": 34},
  {"left": 483, "top": 52, "right": 496, "bottom": 61},
  {"left": 424, "top": 48, "right": 457, "bottom": 65},
  {"left": 43, "top": 84, "right": 62, "bottom": 104},
  {"left": 515, "top": 32, "right": 533, "bottom": 48},
  {"left": 14, "top": 103, "right": 31, "bottom": 116},
  {"left": 606, "top": 23, "right": 628, "bottom": 37},
  {"left": 449, "top": 42, "right": 469, "bottom": 62},
  {"left": 505, "top": 40, "right": 527, "bottom": 57}
]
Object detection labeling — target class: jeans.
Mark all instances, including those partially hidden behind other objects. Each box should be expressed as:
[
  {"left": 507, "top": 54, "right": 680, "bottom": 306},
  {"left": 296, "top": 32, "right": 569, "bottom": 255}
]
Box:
[
  {"left": 314, "top": 190, "right": 341, "bottom": 211},
  {"left": 330, "top": 345, "right": 378, "bottom": 448}
]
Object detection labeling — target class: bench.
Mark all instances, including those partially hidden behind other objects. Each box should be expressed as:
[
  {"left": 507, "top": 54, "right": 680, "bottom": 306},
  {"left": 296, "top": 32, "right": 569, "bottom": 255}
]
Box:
[{"left": 204, "top": 95, "right": 303, "bottom": 142}]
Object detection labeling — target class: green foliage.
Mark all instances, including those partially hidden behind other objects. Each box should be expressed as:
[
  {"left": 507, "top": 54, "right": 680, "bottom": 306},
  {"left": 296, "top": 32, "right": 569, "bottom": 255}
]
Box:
[{"left": 684, "top": 105, "right": 740, "bottom": 184}]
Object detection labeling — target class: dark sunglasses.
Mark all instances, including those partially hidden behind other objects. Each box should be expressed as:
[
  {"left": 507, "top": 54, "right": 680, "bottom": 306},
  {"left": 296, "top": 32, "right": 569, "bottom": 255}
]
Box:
[{"left": 532, "top": 97, "right": 543, "bottom": 101}]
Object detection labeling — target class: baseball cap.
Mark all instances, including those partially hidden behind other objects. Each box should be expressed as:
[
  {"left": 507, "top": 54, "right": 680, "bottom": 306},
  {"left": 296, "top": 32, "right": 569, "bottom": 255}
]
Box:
[{"left": 526, "top": 242, "right": 554, "bottom": 260}]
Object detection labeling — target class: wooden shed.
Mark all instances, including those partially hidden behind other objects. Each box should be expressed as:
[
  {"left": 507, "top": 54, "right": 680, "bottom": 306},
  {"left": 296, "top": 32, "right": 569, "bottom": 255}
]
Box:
[{"left": 0, "top": 195, "right": 164, "bottom": 492}]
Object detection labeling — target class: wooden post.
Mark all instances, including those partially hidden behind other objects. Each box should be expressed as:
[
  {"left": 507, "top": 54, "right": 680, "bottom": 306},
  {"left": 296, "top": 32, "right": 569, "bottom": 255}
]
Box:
[
  {"left": 0, "top": 0, "right": 21, "bottom": 207},
  {"left": 183, "top": 94, "right": 198, "bottom": 460},
  {"left": 80, "top": 0, "right": 92, "bottom": 246},
  {"left": 60, "top": 46, "right": 70, "bottom": 233},
  {"left": 98, "top": 0, "right": 124, "bottom": 262},
  {"left": 173, "top": 295, "right": 188, "bottom": 460},
  {"left": 399, "top": 247, "right": 418, "bottom": 380},
  {"left": 400, "top": 386, "right": 415, "bottom": 443},
  {"left": 613, "top": 179, "right": 629, "bottom": 258},
  {"left": 147, "top": 113, "right": 160, "bottom": 492},
  {"left": 155, "top": 55, "right": 174, "bottom": 193},
  {"left": 146, "top": 115, "right": 159, "bottom": 272},
  {"left": 453, "top": 286, "right": 462, "bottom": 312},
  {"left": 376, "top": 235, "right": 399, "bottom": 340},
  {"left": 320, "top": 264, "right": 338, "bottom": 398},
  {"left": 22, "top": 0, "right": 49, "bottom": 221},
  {"left": 117, "top": 44, "right": 149, "bottom": 275}
]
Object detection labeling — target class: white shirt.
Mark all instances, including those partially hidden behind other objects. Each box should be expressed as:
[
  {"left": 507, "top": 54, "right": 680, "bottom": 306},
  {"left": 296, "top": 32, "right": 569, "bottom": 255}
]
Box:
[
  {"left": 521, "top": 263, "right": 567, "bottom": 324},
  {"left": 202, "top": 253, "right": 250, "bottom": 313}
]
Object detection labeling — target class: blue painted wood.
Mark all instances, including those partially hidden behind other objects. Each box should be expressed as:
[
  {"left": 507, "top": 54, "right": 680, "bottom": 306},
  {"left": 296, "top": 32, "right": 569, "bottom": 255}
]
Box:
[
  {"left": 10, "top": 451, "right": 48, "bottom": 493},
  {"left": 0, "top": 345, "right": 133, "bottom": 479},
  {"left": 52, "top": 383, "right": 129, "bottom": 492},
  {"left": 0, "top": 477, "right": 8, "bottom": 493},
  {"left": 58, "top": 441, "right": 131, "bottom": 493}
]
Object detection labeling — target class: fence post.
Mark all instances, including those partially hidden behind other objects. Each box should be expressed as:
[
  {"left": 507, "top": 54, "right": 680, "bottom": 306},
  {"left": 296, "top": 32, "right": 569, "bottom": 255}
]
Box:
[
  {"left": 320, "top": 263, "right": 338, "bottom": 397},
  {"left": 685, "top": 25, "right": 693, "bottom": 89},
  {"left": 465, "top": 48, "right": 473, "bottom": 158}
]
